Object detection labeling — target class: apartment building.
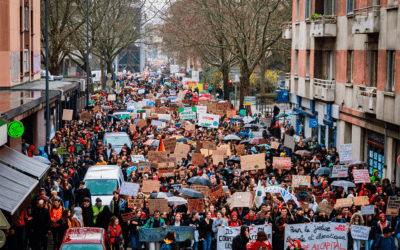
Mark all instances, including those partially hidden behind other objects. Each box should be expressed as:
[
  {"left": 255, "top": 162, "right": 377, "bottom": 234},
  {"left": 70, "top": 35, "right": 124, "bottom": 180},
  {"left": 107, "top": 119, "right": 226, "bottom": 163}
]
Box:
[{"left": 284, "top": 0, "right": 400, "bottom": 181}]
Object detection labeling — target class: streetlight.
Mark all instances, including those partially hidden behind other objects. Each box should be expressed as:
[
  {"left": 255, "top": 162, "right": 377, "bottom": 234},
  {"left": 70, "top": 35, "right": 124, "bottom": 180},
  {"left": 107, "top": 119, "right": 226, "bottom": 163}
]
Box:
[{"left": 86, "top": 0, "right": 90, "bottom": 106}]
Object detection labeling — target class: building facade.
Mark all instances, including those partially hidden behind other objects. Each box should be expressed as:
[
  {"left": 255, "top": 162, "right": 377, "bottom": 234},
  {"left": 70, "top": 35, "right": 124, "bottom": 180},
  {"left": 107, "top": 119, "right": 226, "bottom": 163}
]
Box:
[
  {"left": 285, "top": 0, "right": 400, "bottom": 181},
  {"left": 0, "top": 0, "right": 41, "bottom": 87}
]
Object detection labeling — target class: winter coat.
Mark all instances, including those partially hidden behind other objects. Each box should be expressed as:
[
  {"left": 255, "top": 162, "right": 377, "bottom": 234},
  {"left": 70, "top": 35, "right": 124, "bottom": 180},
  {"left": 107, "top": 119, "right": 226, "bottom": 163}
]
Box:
[
  {"left": 232, "top": 226, "right": 250, "bottom": 250},
  {"left": 96, "top": 206, "right": 113, "bottom": 230},
  {"left": 81, "top": 206, "right": 94, "bottom": 227}
]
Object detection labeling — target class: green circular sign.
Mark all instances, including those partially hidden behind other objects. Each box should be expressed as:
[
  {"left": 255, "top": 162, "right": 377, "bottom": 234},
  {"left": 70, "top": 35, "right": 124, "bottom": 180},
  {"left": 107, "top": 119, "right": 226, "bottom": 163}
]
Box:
[{"left": 7, "top": 121, "right": 24, "bottom": 138}]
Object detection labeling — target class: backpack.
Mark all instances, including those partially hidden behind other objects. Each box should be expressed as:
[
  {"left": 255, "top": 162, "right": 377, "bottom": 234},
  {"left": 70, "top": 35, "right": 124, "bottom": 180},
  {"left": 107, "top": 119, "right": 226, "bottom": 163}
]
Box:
[{"left": 371, "top": 236, "right": 381, "bottom": 250}]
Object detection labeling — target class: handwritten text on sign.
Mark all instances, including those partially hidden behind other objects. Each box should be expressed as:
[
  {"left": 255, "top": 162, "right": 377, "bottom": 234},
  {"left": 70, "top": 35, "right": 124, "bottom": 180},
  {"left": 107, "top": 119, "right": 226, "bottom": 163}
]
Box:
[
  {"left": 284, "top": 222, "right": 349, "bottom": 250},
  {"left": 353, "top": 169, "right": 371, "bottom": 183},
  {"left": 331, "top": 165, "right": 349, "bottom": 178},
  {"left": 139, "top": 226, "right": 195, "bottom": 242},
  {"left": 217, "top": 225, "right": 272, "bottom": 250}
]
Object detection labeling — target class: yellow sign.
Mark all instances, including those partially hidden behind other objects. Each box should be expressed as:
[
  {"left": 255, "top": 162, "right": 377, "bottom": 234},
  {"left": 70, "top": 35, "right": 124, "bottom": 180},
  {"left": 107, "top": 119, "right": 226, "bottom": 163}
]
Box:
[
  {"left": 198, "top": 84, "right": 203, "bottom": 92},
  {"left": 244, "top": 102, "right": 252, "bottom": 106}
]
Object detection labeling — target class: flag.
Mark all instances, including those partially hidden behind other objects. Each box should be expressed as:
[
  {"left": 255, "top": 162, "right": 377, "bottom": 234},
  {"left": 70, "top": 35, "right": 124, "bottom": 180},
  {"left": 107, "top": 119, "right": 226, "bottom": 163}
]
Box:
[
  {"left": 157, "top": 137, "right": 165, "bottom": 151},
  {"left": 254, "top": 180, "right": 265, "bottom": 208}
]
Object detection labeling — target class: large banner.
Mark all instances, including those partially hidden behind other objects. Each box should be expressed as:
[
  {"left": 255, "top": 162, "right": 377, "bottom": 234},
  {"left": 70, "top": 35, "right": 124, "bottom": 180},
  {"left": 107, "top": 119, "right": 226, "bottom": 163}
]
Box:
[
  {"left": 217, "top": 225, "right": 272, "bottom": 250},
  {"left": 139, "top": 226, "right": 195, "bottom": 242},
  {"left": 284, "top": 222, "right": 349, "bottom": 250},
  {"left": 198, "top": 113, "right": 220, "bottom": 128}
]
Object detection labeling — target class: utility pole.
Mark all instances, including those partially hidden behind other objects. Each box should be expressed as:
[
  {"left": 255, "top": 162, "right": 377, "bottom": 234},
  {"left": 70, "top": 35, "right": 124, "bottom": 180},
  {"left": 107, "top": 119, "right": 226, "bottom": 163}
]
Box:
[
  {"left": 86, "top": 0, "right": 90, "bottom": 105},
  {"left": 103, "top": 40, "right": 107, "bottom": 92},
  {"left": 45, "top": 0, "right": 50, "bottom": 154}
]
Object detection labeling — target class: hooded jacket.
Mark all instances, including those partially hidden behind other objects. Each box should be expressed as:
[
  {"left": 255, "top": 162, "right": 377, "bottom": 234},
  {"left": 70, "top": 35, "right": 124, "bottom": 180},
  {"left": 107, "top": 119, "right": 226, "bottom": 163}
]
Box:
[
  {"left": 375, "top": 213, "right": 390, "bottom": 238},
  {"left": 232, "top": 226, "right": 249, "bottom": 250},
  {"left": 28, "top": 145, "right": 35, "bottom": 157},
  {"left": 37, "top": 147, "right": 49, "bottom": 159},
  {"left": 350, "top": 212, "right": 365, "bottom": 225},
  {"left": 371, "top": 170, "right": 382, "bottom": 185},
  {"left": 96, "top": 206, "right": 114, "bottom": 230}
]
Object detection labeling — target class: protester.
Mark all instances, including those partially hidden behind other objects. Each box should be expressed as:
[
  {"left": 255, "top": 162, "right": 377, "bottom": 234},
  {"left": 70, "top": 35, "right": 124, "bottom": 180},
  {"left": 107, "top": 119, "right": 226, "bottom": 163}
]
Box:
[
  {"left": 160, "top": 230, "right": 176, "bottom": 250},
  {"left": 71, "top": 207, "right": 84, "bottom": 228},
  {"left": 108, "top": 216, "right": 124, "bottom": 250},
  {"left": 246, "top": 230, "right": 272, "bottom": 250},
  {"left": 232, "top": 225, "right": 250, "bottom": 250}
]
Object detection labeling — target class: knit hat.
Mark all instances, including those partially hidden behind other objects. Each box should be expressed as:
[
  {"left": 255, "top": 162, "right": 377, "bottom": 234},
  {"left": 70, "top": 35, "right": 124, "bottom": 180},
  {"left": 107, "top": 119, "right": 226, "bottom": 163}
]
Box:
[
  {"left": 379, "top": 213, "right": 386, "bottom": 218},
  {"left": 231, "top": 211, "right": 238, "bottom": 217}
]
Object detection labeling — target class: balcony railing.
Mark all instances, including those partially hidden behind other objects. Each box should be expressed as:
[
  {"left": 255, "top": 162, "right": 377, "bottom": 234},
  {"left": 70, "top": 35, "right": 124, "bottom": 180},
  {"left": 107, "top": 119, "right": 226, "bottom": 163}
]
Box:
[
  {"left": 313, "top": 78, "right": 336, "bottom": 101},
  {"left": 357, "top": 86, "right": 377, "bottom": 113},
  {"left": 352, "top": 6, "right": 380, "bottom": 34},
  {"left": 310, "top": 16, "right": 337, "bottom": 37},
  {"left": 281, "top": 22, "right": 292, "bottom": 39}
]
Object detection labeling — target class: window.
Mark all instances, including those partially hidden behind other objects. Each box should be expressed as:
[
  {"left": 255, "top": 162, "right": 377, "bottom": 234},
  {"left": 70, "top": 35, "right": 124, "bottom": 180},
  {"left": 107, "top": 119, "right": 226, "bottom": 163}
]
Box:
[
  {"left": 24, "top": 7, "right": 29, "bottom": 31},
  {"left": 305, "top": 0, "right": 312, "bottom": 19},
  {"left": 296, "top": 0, "right": 300, "bottom": 21},
  {"left": 320, "top": 126, "right": 326, "bottom": 146},
  {"left": 324, "top": 0, "right": 335, "bottom": 15},
  {"left": 367, "top": 50, "right": 378, "bottom": 87},
  {"left": 24, "top": 49, "right": 29, "bottom": 72},
  {"left": 346, "top": 50, "right": 353, "bottom": 83},
  {"left": 295, "top": 50, "right": 299, "bottom": 75},
  {"left": 347, "top": 0, "right": 354, "bottom": 14},
  {"left": 386, "top": 51, "right": 395, "bottom": 92},
  {"left": 306, "top": 50, "right": 310, "bottom": 77}
]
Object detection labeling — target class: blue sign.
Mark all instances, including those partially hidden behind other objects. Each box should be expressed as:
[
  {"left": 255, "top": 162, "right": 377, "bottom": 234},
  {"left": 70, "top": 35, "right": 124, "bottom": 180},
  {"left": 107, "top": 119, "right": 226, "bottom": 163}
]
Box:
[
  {"left": 139, "top": 226, "right": 195, "bottom": 242},
  {"left": 277, "top": 90, "right": 289, "bottom": 103},
  {"left": 309, "top": 119, "right": 318, "bottom": 128}
]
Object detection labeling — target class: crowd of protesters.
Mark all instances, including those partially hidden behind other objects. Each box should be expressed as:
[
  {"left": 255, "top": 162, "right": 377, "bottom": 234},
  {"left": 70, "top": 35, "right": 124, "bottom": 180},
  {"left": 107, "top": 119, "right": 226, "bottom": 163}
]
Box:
[{"left": 2, "top": 75, "right": 399, "bottom": 250}]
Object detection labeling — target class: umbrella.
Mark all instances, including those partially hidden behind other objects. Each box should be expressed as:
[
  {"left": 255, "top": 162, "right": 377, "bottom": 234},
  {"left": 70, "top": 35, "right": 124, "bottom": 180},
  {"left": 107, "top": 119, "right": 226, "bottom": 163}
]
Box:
[
  {"left": 237, "top": 132, "right": 248, "bottom": 137},
  {"left": 107, "top": 114, "right": 120, "bottom": 121},
  {"left": 101, "top": 105, "right": 112, "bottom": 111},
  {"left": 240, "top": 139, "right": 251, "bottom": 144},
  {"left": 187, "top": 177, "right": 213, "bottom": 187},
  {"left": 167, "top": 196, "right": 188, "bottom": 205},
  {"left": 151, "top": 140, "right": 160, "bottom": 147},
  {"left": 249, "top": 138, "right": 267, "bottom": 145},
  {"left": 160, "top": 97, "right": 168, "bottom": 101},
  {"left": 302, "top": 137, "right": 317, "bottom": 143},
  {"left": 224, "top": 134, "right": 241, "bottom": 141},
  {"left": 227, "top": 157, "right": 240, "bottom": 163},
  {"left": 143, "top": 139, "right": 155, "bottom": 146},
  {"left": 84, "top": 105, "right": 94, "bottom": 110},
  {"left": 149, "top": 193, "right": 173, "bottom": 199},
  {"left": 176, "top": 188, "right": 205, "bottom": 199},
  {"left": 294, "top": 150, "right": 313, "bottom": 157},
  {"left": 314, "top": 167, "right": 332, "bottom": 176},
  {"left": 176, "top": 138, "right": 188, "bottom": 143},
  {"left": 331, "top": 181, "right": 356, "bottom": 188},
  {"left": 33, "top": 156, "right": 51, "bottom": 165},
  {"left": 158, "top": 119, "right": 169, "bottom": 123},
  {"left": 244, "top": 124, "right": 260, "bottom": 129},
  {"left": 348, "top": 161, "right": 368, "bottom": 168}
]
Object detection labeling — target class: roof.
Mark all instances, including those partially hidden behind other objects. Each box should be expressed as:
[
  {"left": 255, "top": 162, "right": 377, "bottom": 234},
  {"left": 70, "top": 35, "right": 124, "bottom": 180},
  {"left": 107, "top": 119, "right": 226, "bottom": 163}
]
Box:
[
  {"left": 84, "top": 165, "right": 121, "bottom": 180},
  {"left": 0, "top": 162, "right": 38, "bottom": 214},
  {"left": 103, "top": 132, "right": 130, "bottom": 137},
  {"left": 62, "top": 228, "right": 104, "bottom": 244},
  {"left": 12, "top": 79, "right": 80, "bottom": 93},
  {"left": 0, "top": 146, "right": 49, "bottom": 179}
]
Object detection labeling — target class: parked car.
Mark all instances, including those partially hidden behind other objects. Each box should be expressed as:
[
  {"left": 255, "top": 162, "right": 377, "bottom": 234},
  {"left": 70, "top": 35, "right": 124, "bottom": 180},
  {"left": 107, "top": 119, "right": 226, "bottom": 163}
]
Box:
[
  {"left": 60, "top": 227, "right": 111, "bottom": 250},
  {"left": 40, "top": 70, "right": 63, "bottom": 81},
  {"left": 83, "top": 165, "right": 124, "bottom": 207},
  {"left": 103, "top": 132, "right": 131, "bottom": 154}
]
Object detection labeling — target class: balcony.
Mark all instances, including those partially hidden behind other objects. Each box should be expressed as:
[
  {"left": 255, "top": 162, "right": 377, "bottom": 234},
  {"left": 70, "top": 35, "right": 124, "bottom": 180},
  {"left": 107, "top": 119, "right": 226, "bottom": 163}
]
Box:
[
  {"left": 313, "top": 78, "right": 335, "bottom": 102},
  {"left": 282, "top": 22, "right": 292, "bottom": 39},
  {"left": 310, "top": 16, "right": 337, "bottom": 37},
  {"left": 352, "top": 6, "right": 380, "bottom": 34},
  {"left": 285, "top": 73, "right": 291, "bottom": 89},
  {"left": 357, "top": 86, "right": 377, "bottom": 113}
]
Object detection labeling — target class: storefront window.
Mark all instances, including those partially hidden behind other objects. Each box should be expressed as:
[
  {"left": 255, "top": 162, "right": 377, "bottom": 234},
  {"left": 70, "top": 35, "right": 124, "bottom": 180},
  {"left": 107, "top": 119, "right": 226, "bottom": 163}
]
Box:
[
  {"left": 367, "top": 131, "right": 385, "bottom": 178},
  {"left": 320, "top": 126, "right": 326, "bottom": 146},
  {"left": 328, "top": 126, "right": 336, "bottom": 150},
  {"left": 312, "top": 127, "right": 318, "bottom": 139}
]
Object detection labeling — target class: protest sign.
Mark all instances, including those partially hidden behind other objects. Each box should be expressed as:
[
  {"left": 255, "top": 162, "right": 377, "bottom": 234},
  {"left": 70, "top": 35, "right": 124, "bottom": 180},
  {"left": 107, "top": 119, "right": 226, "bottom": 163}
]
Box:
[
  {"left": 158, "top": 166, "right": 175, "bottom": 177},
  {"left": 231, "top": 192, "right": 253, "bottom": 207},
  {"left": 387, "top": 197, "right": 400, "bottom": 215},
  {"left": 314, "top": 195, "right": 331, "bottom": 204},
  {"left": 216, "top": 102, "right": 230, "bottom": 111},
  {"left": 128, "top": 199, "right": 144, "bottom": 209},
  {"left": 336, "top": 198, "right": 353, "bottom": 207},
  {"left": 271, "top": 141, "right": 280, "bottom": 149},
  {"left": 212, "top": 154, "right": 224, "bottom": 164},
  {"left": 284, "top": 223, "right": 349, "bottom": 250},
  {"left": 200, "top": 149, "right": 211, "bottom": 157},
  {"left": 129, "top": 124, "right": 136, "bottom": 133},
  {"left": 108, "top": 94, "right": 116, "bottom": 101},
  {"left": 207, "top": 103, "right": 217, "bottom": 113},
  {"left": 151, "top": 120, "right": 162, "bottom": 127},
  {"left": 351, "top": 225, "right": 369, "bottom": 240},
  {"left": 188, "top": 199, "right": 205, "bottom": 213},
  {"left": 284, "top": 135, "right": 296, "bottom": 150},
  {"left": 292, "top": 175, "right": 311, "bottom": 187},
  {"left": 57, "top": 147, "right": 66, "bottom": 155},
  {"left": 203, "top": 141, "right": 217, "bottom": 150},
  {"left": 80, "top": 112, "right": 92, "bottom": 121},
  {"left": 175, "top": 142, "right": 191, "bottom": 155},
  {"left": 131, "top": 155, "right": 145, "bottom": 163},
  {"left": 191, "top": 153, "right": 205, "bottom": 166},
  {"left": 259, "top": 118, "right": 272, "bottom": 127},
  {"left": 163, "top": 137, "right": 177, "bottom": 152},
  {"left": 273, "top": 157, "right": 291, "bottom": 169},
  {"left": 226, "top": 110, "right": 236, "bottom": 118},
  {"left": 295, "top": 187, "right": 313, "bottom": 202},
  {"left": 186, "top": 124, "right": 196, "bottom": 131},
  {"left": 62, "top": 109, "right": 73, "bottom": 120},
  {"left": 217, "top": 225, "right": 272, "bottom": 250},
  {"left": 353, "top": 196, "right": 369, "bottom": 206},
  {"left": 179, "top": 111, "right": 196, "bottom": 120},
  {"left": 208, "top": 185, "right": 226, "bottom": 201},
  {"left": 155, "top": 108, "right": 167, "bottom": 114},
  {"left": 119, "top": 182, "right": 140, "bottom": 197},
  {"left": 139, "top": 226, "right": 195, "bottom": 242},
  {"left": 331, "top": 165, "right": 349, "bottom": 178},
  {"left": 353, "top": 169, "right": 371, "bottom": 183},
  {"left": 142, "top": 180, "right": 160, "bottom": 193},
  {"left": 149, "top": 199, "right": 169, "bottom": 215},
  {"left": 147, "top": 151, "right": 169, "bottom": 162},
  {"left": 198, "top": 113, "right": 220, "bottom": 128},
  {"left": 93, "top": 105, "right": 100, "bottom": 113},
  {"left": 121, "top": 212, "right": 135, "bottom": 222},
  {"left": 196, "top": 106, "right": 207, "bottom": 113},
  {"left": 235, "top": 144, "right": 245, "bottom": 155},
  {"left": 339, "top": 144, "right": 352, "bottom": 162},
  {"left": 191, "top": 184, "right": 209, "bottom": 198},
  {"left": 361, "top": 205, "right": 375, "bottom": 215},
  {"left": 137, "top": 119, "right": 147, "bottom": 129},
  {"left": 157, "top": 114, "right": 171, "bottom": 121},
  {"left": 170, "top": 153, "right": 186, "bottom": 165},
  {"left": 316, "top": 203, "right": 334, "bottom": 216},
  {"left": 240, "top": 153, "right": 266, "bottom": 171},
  {"left": 217, "top": 145, "right": 231, "bottom": 156}
]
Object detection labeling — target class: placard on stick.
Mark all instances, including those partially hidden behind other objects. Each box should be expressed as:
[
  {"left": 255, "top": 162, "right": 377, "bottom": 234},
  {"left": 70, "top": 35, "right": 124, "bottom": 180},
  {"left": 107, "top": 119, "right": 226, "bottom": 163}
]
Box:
[
  {"left": 62, "top": 109, "right": 73, "bottom": 120},
  {"left": 80, "top": 112, "right": 92, "bottom": 121},
  {"left": 149, "top": 199, "right": 169, "bottom": 215},
  {"left": 292, "top": 175, "right": 311, "bottom": 188},
  {"left": 208, "top": 185, "right": 226, "bottom": 201},
  {"left": 231, "top": 192, "right": 253, "bottom": 207},
  {"left": 191, "top": 153, "right": 205, "bottom": 166},
  {"left": 137, "top": 119, "right": 147, "bottom": 129},
  {"left": 142, "top": 180, "right": 160, "bottom": 193},
  {"left": 235, "top": 144, "right": 245, "bottom": 156},
  {"left": 163, "top": 137, "right": 177, "bottom": 153},
  {"left": 188, "top": 199, "right": 205, "bottom": 213},
  {"left": 175, "top": 143, "right": 191, "bottom": 155},
  {"left": 353, "top": 170, "right": 371, "bottom": 183},
  {"left": 240, "top": 153, "right": 266, "bottom": 171},
  {"left": 272, "top": 157, "right": 291, "bottom": 169},
  {"left": 119, "top": 182, "right": 140, "bottom": 197},
  {"left": 387, "top": 197, "right": 400, "bottom": 215},
  {"left": 336, "top": 198, "right": 353, "bottom": 207},
  {"left": 108, "top": 94, "right": 116, "bottom": 101},
  {"left": 353, "top": 196, "right": 369, "bottom": 206},
  {"left": 128, "top": 199, "right": 144, "bottom": 209}
]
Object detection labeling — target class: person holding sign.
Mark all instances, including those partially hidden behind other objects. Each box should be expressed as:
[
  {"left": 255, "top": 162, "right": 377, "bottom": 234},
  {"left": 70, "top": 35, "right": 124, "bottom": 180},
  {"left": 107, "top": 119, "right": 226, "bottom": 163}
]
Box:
[{"left": 349, "top": 212, "right": 367, "bottom": 250}]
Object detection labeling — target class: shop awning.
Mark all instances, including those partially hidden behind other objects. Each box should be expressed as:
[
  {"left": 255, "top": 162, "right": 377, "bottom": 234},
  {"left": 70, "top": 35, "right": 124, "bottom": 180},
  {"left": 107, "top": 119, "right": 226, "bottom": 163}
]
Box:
[
  {"left": 0, "top": 162, "right": 38, "bottom": 215},
  {"left": 0, "top": 146, "right": 49, "bottom": 180},
  {"left": 293, "top": 107, "right": 316, "bottom": 118}
]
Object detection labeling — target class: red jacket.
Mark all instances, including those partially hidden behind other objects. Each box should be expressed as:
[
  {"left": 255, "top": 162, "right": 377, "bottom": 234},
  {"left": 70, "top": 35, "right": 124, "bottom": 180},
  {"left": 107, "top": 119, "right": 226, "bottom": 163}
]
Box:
[
  {"left": 246, "top": 240, "right": 272, "bottom": 250},
  {"left": 108, "top": 225, "right": 122, "bottom": 243}
]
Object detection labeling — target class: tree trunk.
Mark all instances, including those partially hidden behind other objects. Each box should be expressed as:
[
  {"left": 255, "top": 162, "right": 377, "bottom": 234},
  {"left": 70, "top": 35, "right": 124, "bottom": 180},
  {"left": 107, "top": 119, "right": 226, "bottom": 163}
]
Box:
[
  {"left": 100, "top": 59, "right": 105, "bottom": 90},
  {"left": 221, "top": 64, "right": 230, "bottom": 101},
  {"left": 239, "top": 64, "right": 251, "bottom": 110},
  {"left": 259, "top": 56, "right": 267, "bottom": 94}
]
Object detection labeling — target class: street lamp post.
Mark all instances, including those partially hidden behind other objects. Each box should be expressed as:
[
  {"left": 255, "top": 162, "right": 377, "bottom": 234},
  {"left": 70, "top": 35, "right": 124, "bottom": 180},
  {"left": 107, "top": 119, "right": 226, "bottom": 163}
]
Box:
[
  {"left": 86, "top": 0, "right": 90, "bottom": 105},
  {"left": 45, "top": 0, "right": 50, "bottom": 154},
  {"left": 103, "top": 40, "right": 107, "bottom": 92}
]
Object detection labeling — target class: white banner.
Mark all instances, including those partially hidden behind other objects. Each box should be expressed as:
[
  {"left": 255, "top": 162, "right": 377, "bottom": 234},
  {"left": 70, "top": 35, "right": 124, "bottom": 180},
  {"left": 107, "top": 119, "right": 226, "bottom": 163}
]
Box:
[
  {"left": 198, "top": 113, "right": 220, "bottom": 128},
  {"left": 196, "top": 106, "right": 207, "bottom": 113},
  {"left": 339, "top": 144, "right": 352, "bottom": 162},
  {"left": 217, "top": 225, "right": 272, "bottom": 250},
  {"left": 284, "top": 223, "right": 349, "bottom": 250},
  {"left": 179, "top": 111, "right": 196, "bottom": 120},
  {"left": 350, "top": 225, "right": 369, "bottom": 240},
  {"left": 157, "top": 114, "right": 171, "bottom": 121}
]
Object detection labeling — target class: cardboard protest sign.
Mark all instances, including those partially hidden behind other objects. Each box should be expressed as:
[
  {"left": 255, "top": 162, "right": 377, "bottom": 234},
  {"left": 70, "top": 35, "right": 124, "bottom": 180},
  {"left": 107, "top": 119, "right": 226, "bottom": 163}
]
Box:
[
  {"left": 191, "top": 184, "right": 209, "bottom": 198},
  {"left": 147, "top": 151, "right": 170, "bottom": 162},
  {"left": 163, "top": 137, "right": 177, "bottom": 152},
  {"left": 93, "top": 105, "right": 101, "bottom": 113},
  {"left": 361, "top": 205, "right": 375, "bottom": 215},
  {"left": 336, "top": 198, "right": 353, "bottom": 207},
  {"left": 149, "top": 199, "right": 169, "bottom": 215},
  {"left": 216, "top": 102, "right": 230, "bottom": 111},
  {"left": 316, "top": 203, "right": 334, "bottom": 216},
  {"left": 212, "top": 149, "right": 228, "bottom": 158},
  {"left": 235, "top": 144, "right": 245, "bottom": 156},
  {"left": 240, "top": 154, "right": 266, "bottom": 171},
  {"left": 191, "top": 153, "right": 205, "bottom": 166},
  {"left": 119, "top": 182, "right": 140, "bottom": 197},
  {"left": 185, "top": 124, "right": 195, "bottom": 131},
  {"left": 139, "top": 226, "right": 195, "bottom": 242},
  {"left": 207, "top": 103, "right": 217, "bottom": 113},
  {"left": 200, "top": 149, "right": 211, "bottom": 157},
  {"left": 284, "top": 135, "right": 296, "bottom": 150},
  {"left": 351, "top": 225, "right": 369, "bottom": 240},
  {"left": 217, "top": 225, "right": 272, "bottom": 250},
  {"left": 208, "top": 185, "right": 226, "bottom": 201},
  {"left": 270, "top": 141, "right": 280, "bottom": 149},
  {"left": 142, "top": 180, "right": 160, "bottom": 193},
  {"left": 129, "top": 124, "right": 136, "bottom": 133},
  {"left": 170, "top": 153, "right": 186, "bottom": 165},
  {"left": 212, "top": 154, "right": 224, "bottom": 164},
  {"left": 62, "top": 109, "right": 73, "bottom": 120},
  {"left": 272, "top": 157, "right": 291, "bottom": 169},
  {"left": 226, "top": 110, "right": 236, "bottom": 118},
  {"left": 231, "top": 192, "right": 253, "bottom": 207},
  {"left": 128, "top": 199, "right": 144, "bottom": 209},
  {"left": 217, "top": 145, "right": 231, "bottom": 156},
  {"left": 314, "top": 195, "right": 330, "bottom": 204},
  {"left": 331, "top": 165, "right": 349, "bottom": 178},
  {"left": 353, "top": 196, "right": 369, "bottom": 206},
  {"left": 188, "top": 199, "right": 205, "bottom": 213},
  {"left": 284, "top": 223, "right": 349, "bottom": 250},
  {"left": 353, "top": 169, "right": 370, "bottom": 183},
  {"left": 158, "top": 166, "right": 175, "bottom": 177},
  {"left": 155, "top": 108, "right": 167, "bottom": 114},
  {"left": 137, "top": 119, "right": 147, "bottom": 129},
  {"left": 295, "top": 187, "right": 313, "bottom": 202},
  {"left": 387, "top": 197, "right": 400, "bottom": 215},
  {"left": 292, "top": 175, "right": 311, "bottom": 187},
  {"left": 80, "top": 112, "right": 92, "bottom": 121},
  {"left": 121, "top": 212, "right": 135, "bottom": 222},
  {"left": 202, "top": 141, "right": 217, "bottom": 150},
  {"left": 175, "top": 143, "right": 191, "bottom": 155},
  {"left": 108, "top": 94, "right": 116, "bottom": 101}
]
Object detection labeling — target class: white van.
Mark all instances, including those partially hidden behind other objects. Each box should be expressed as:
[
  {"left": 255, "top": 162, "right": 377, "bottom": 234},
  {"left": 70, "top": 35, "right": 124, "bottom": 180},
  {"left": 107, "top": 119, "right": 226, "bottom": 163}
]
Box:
[{"left": 83, "top": 165, "right": 124, "bottom": 207}]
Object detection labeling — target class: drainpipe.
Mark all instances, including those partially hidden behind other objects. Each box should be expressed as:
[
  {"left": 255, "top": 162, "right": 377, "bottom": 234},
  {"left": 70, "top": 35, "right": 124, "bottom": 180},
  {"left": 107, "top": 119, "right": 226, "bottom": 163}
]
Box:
[{"left": 384, "top": 122, "right": 387, "bottom": 176}]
